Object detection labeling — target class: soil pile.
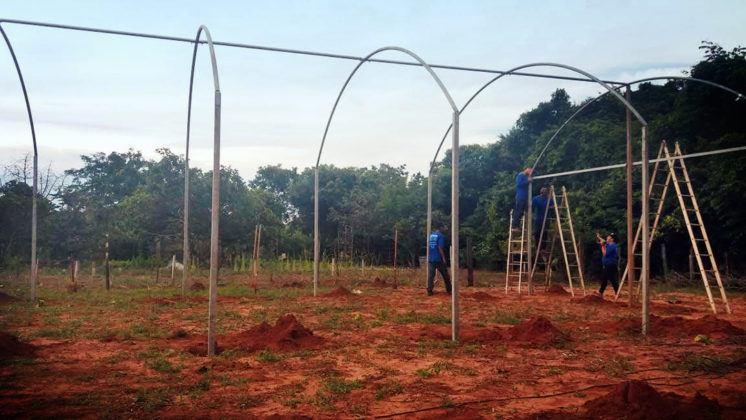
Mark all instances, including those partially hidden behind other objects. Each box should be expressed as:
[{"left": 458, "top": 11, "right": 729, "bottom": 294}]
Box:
[
  {"left": 372, "top": 277, "right": 387, "bottom": 287},
  {"left": 508, "top": 316, "right": 565, "bottom": 345},
  {"left": 322, "top": 286, "right": 353, "bottom": 298},
  {"left": 583, "top": 380, "right": 721, "bottom": 420},
  {"left": 189, "top": 281, "right": 206, "bottom": 291},
  {"left": 226, "top": 314, "right": 323, "bottom": 352},
  {"left": 527, "top": 381, "right": 721, "bottom": 420},
  {"left": 0, "top": 331, "right": 36, "bottom": 360},
  {"left": 0, "top": 292, "right": 21, "bottom": 304},
  {"left": 610, "top": 314, "right": 744, "bottom": 338},
  {"left": 544, "top": 284, "right": 570, "bottom": 295},
  {"left": 465, "top": 291, "right": 498, "bottom": 302},
  {"left": 572, "top": 294, "right": 613, "bottom": 305}
]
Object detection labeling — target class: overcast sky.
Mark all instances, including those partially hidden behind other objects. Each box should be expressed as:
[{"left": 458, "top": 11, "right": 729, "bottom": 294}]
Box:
[{"left": 1, "top": 0, "right": 744, "bottom": 181}]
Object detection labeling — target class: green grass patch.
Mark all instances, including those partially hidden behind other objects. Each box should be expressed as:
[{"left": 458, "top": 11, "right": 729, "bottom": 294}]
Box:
[{"left": 255, "top": 348, "right": 282, "bottom": 363}]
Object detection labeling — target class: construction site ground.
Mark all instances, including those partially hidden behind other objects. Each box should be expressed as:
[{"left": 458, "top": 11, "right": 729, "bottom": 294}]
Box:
[{"left": 1, "top": 268, "right": 745, "bottom": 419}]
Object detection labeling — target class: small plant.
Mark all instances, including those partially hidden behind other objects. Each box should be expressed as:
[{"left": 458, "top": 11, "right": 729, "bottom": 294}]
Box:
[
  {"left": 255, "top": 348, "right": 282, "bottom": 363},
  {"left": 324, "top": 375, "right": 363, "bottom": 394},
  {"left": 375, "top": 380, "right": 403, "bottom": 400},
  {"left": 666, "top": 352, "right": 730, "bottom": 373},
  {"left": 237, "top": 393, "right": 262, "bottom": 408}
]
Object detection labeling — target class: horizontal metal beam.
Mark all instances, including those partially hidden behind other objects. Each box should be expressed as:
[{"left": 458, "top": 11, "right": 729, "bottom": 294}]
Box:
[
  {"left": 0, "top": 18, "right": 626, "bottom": 85},
  {"left": 533, "top": 145, "right": 746, "bottom": 179}
]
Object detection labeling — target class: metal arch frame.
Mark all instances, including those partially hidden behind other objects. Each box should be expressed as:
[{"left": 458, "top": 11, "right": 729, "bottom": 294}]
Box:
[
  {"left": 531, "top": 76, "right": 746, "bottom": 172},
  {"left": 0, "top": 24, "right": 38, "bottom": 301},
  {"left": 0, "top": 18, "right": 629, "bottom": 86},
  {"left": 314, "top": 46, "right": 463, "bottom": 340},
  {"left": 423, "top": 63, "right": 649, "bottom": 323},
  {"left": 183, "top": 25, "right": 222, "bottom": 357}
]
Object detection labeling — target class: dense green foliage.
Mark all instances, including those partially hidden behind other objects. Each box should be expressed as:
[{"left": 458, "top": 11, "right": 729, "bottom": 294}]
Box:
[{"left": 2, "top": 43, "right": 745, "bottom": 274}]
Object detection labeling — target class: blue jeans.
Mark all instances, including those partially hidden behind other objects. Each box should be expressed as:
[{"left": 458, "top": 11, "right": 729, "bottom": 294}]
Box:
[
  {"left": 513, "top": 198, "right": 527, "bottom": 228},
  {"left": 427, "top": 262, "right": 451, "bottom": 294}
]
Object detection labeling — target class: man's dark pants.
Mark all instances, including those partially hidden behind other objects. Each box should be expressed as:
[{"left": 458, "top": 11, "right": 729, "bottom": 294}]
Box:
[
  {"left": 599, "top": 264, "right": 619, "bottom": 295},
  {"left": 513, "top": 198, "right": 527, "bottom": 228},
  {"left": 427, "top": 261, "right": 452, "bottom": 295}
]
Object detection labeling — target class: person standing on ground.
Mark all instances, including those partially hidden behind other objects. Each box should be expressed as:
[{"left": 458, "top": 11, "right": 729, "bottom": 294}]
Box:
[
  {"left": 596, "top": 232, "right": 619, "bottom": 297},
  {"left": 532, "top": 186, "right": 553, "bottom": 248},
  {"left": 512, "top": 167, "right": 533, "bottom": 230},
  {"left": 427, "top": 225, "right": 452, "bottom": 296}
]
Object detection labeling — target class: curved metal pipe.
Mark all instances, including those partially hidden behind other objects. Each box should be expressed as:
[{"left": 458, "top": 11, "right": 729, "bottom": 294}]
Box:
[
  {"left": 183, "top": 25, "right": 221, "bottom": 356},
  {"left": 1, "top": 24, "right": 38, "bottom": 301},
  {"left": 313, "top": 46, "right": 461, "bottom": 340},
  {"left": 430, "top": 62, "right": 647, "bottom": 167},
  {"left": 531, "top": 76, "right": 746, "bottom": 172}
]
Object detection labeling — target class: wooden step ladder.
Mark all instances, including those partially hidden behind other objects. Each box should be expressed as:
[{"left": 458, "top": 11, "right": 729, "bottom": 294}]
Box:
[
  {"left": 529, "top": 186, "right": 585, "bottom": 296},
  {"left": 615, "top": 141, "right": 671, "bottom": 301},
  {"left": 505, "top": 209, "right": 528, "bottom": 294},
  {"left": 615, "top": 141, "right": 731, "bottom": 314}
]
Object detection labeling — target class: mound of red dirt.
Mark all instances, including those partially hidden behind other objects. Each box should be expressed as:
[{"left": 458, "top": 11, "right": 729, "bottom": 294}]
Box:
[
  {"left": 508, "top": 316, "right": 566, "bottom": 345},
  {"left": 527, "top": 381, "right": 721, "bottom": 420},
  {"left": 0, "top": 292, "right": 21, "bottom": 304},
  {"left": 583, "top": 380, "right": 721, "bottom": 420},
  {"left": 572, "top": 294, "right": 614, "bottom": 305},
  {"left": 544, "top": 284, "right": 570, "bottom": 295},
  {"left": 0, "top": 331, "right": 36, "bottom": 360},
  {"left": 322, "top": 286, "right": 352, "bottom": 297},
  {"left": 609, "top": 314, "right": 744, "bottom": 339},
  {"left": 189, "top": 281, "right": 206, "bottom": 291},
  {"left": 372, "top": 277, "right": 387, "bottom": 287},
  {"left": 464, "top": 291, "right": 498, "bottom": 302},
  {"left": 225, "top": 314, "right": 323, "bottom": 352}
]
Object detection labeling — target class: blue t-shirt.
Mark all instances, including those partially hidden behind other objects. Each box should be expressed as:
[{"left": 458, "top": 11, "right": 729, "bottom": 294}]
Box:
[
  {"left": 532, "top": 194, "right": 553, "bottom": 222},
  {"left": 515, "top": 173, "right": 529, "bottom": 200},
  {"left": 602, "top": 242, "right": 618, "bottom": 267},
  {"left": 428, "top": 231, "right": 445, "bottom": 262}
]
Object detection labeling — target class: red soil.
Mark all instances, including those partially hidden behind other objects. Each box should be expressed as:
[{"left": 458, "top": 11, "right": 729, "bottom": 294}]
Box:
[
  {"left": 573, "top": 294, "right": 615, "bottom": 305},
  {"left": 0, "top": 292, "right": 21, "bottom": 304},
  {"left": 544, "top": 284, "right": 570, "bottom": 295},
  {"left": 607, "top": 314, "right": 745, "bottom": 339},
  {"left": 189, "top": 281, "right": 206, "bottom": 291},
  {"left": 508, "top": 316, "right": 566, "bottom": 346},
  {"left": 322, "top": 286, "right": 353, "bottom": 297},
  {"left": 372, "top": 277, "right": 387, "bottom": 287},
  {"left": 225, "top": 314, "right": 323, "bottom": 352},
  {"left": 0, "top": 331, "right": 36, "bottom": 360},
  {"left": 464, "top": 291, "right": 499, "bottom": 301},
  {"left": 281, "top": 281, "right": 305, "bottom": 288},
  {"left": 527, "top": 380, "right": 722, "bottom": 419}
]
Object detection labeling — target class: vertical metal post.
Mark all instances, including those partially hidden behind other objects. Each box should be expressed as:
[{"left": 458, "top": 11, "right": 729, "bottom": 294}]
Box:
[
  {"left": 526, "top": 181, "right": 533, "bottom": 294},
  {"left": 1, "top": 25, "right": 38, "bottom": 301},
  {"left": 313, "top": 167, "right": 320, "bottom": 296},
  {"left": 451, "top": 111, "right": 460, "bottom": 341},
  {"left": 426, "top": 174, "right": 432, "bottom": 283},
  {"left": 183, "top": 140, "right": 190, "bottom": 295},
  {"left": 105, "top": 234, "right": 110, "bottom": 290},
  {"left": 31, "top": 154, "right": 37, "bottom": 300},
  {"left": 393, "top": 228, "right": 398, "bottom": 289},
  {"left": 625, "top": 86, "right": 635, "bottom": 306},
  {"left": 207, "top": 89, "right": 221, "bottom": 356},
  {"left": 640, "top": 125, "right": 650, "bottom": 336}
]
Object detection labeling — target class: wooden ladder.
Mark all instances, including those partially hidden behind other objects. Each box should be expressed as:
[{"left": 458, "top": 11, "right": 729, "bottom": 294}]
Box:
[
  {"left": 615, "top": 141, "right": 671, "bottom": 301},
  {"left": 666, "top": 142, "right": 731, "bottom": 314},
  {"left": 505, "top": 209, "right": 528, "bottom": 294}
]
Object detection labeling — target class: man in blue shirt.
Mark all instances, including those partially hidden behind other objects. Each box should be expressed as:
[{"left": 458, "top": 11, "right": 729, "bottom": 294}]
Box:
[
  {"left": 597, "top": 232, "right": 619, "bottom": 297},
  {"left": 512, "top": 167, "right": 533, "bottom": 230},
  {"left": 427, "top": 225, "right": 452, "bottom": 296},
  {"left": 532, "top": 187, "right": 553, "bottom": 245}
]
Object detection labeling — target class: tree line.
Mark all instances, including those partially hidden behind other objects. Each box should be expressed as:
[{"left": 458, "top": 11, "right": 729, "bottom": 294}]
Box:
[{"left": 1, "top": 43, "right": 745, "bottom": 275}]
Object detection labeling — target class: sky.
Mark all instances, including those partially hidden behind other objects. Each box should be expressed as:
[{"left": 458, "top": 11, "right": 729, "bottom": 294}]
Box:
[{"left": 1, "top": 0, "right": 744, "bottom": 182}]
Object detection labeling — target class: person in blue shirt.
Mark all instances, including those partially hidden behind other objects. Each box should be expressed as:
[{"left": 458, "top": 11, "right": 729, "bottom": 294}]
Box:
[
  {"left": 427, "top": 225, "right": 452, "bottom": 296},
  {"left": 532, "top": 187, "right": 553, "bottom": 245},
  {"left": 512, "top": 167, "right": 533, "bottom": 230},
  {"left": 597, "top": 232, "right": 619, "bottom": 297}
]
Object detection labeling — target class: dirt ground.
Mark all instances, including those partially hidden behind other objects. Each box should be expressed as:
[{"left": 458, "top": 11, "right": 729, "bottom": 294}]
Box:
[{"left": 1, "top": 268, "right": 745, "bottom": 419}]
